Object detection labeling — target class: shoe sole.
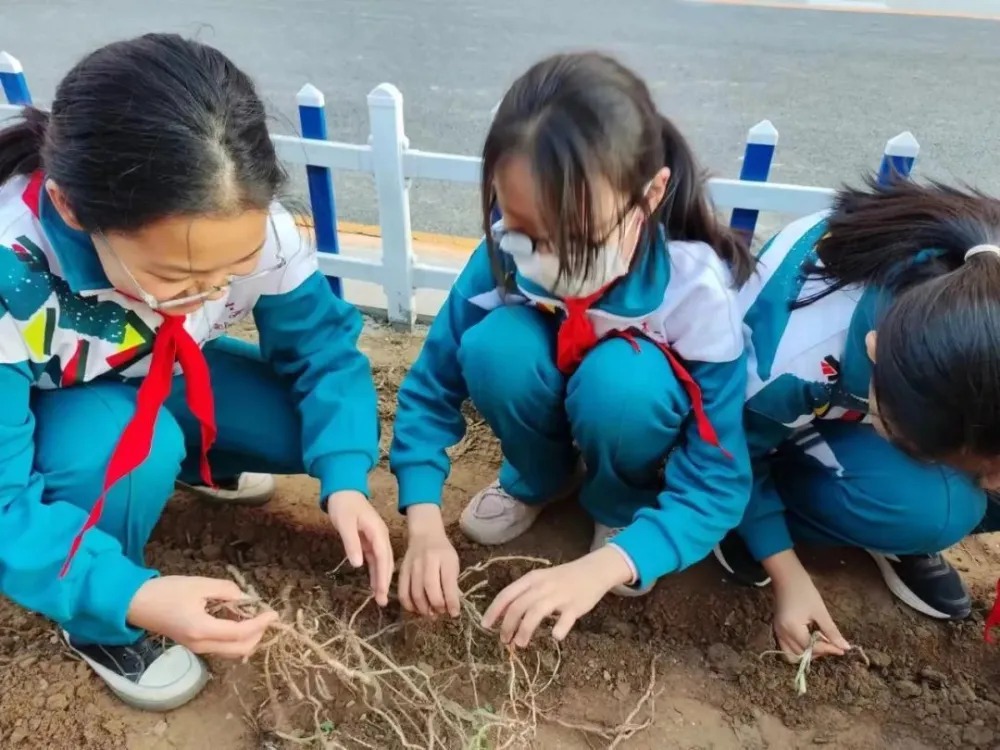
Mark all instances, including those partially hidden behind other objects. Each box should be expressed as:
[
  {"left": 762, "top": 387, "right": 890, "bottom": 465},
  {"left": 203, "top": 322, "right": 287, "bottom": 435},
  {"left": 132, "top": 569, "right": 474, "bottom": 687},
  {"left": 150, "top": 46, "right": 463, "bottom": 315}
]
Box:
[
  {"left": 712, "top": 545, "right": 771, "bottom": 588},
  {"left": 104, "top": 666, "right": 210, "bottom": 712},
  {"left": 176, "top": 481, "right": 274, "bottom": 507},
  {"left": 866, "top": 551, "right": 965, "bottom": 621},
  {"left": 65, "top": 636, "right": 210, "bottom": 712},
  {"left": 610, "top": 583, "right": 655, "bottom": 598}
]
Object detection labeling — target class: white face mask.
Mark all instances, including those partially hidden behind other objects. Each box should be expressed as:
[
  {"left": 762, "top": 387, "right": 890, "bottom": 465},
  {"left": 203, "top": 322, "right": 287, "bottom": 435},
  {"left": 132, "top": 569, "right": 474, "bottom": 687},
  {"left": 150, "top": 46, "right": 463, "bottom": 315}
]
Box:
[{"left": 494, "top": 209, "right": 643, "bottom": 299}]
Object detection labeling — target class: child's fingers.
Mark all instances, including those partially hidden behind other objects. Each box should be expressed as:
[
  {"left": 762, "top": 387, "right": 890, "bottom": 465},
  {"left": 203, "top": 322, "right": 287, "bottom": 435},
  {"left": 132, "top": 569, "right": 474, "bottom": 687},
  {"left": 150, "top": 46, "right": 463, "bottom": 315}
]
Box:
[
  {"left": 194, "top": 577, "right": 247, "bottom": 603},
  {"left": 360, "top": 516, "right": 393, "bottom": 606},
  {"left": 482, "top": 576, "right": 534, "bottom": 630},
  {"left": 195, "top": 611, "right": 278, "bottom": 659},
  {"left": 816, "top": 611, "right": 850, "bottom": 651},
  {"left": 398, "top": 557, "right": 414, "bottom": 613},
  {"left": 379, "top": 528, "right": 395, "bottom": 601},
  {"left": 339, "top": 521, "right": 365, "bottom": 569},
  {"left": 409, "top": 557, "right": 430, "bottom": 616},
  {"left": 551, "top": 609, "right": 577, "bottom": 641},
  {"left": 812, "top": 640, "right": 846, "bottom": 659},
  {"left": 423, "top": 558, "right": 446, "bottom": 613},
  {"left": 188, "top": 611, "right": 277, "bottom": 652},
  {"left": 513, "top": 599, "right": 554, "bottom": 648},
  {"left": 441, "top": 554, "right": 462, "bottom": 618},
  {"left": 500, "top": 589, "right": 544, "bottom": 645},
  {"left": 774, "top": 632, "right": 803, "bottom": 662},
  {"left": 776, "top": 620, "right": 811, "bottom": 655}
]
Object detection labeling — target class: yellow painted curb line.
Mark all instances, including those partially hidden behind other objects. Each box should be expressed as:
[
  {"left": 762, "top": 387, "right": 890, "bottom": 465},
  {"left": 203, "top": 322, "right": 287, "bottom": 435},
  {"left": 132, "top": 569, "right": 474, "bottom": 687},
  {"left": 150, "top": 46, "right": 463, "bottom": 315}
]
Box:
[
  {"left": 339, "top": 221, "right": 479, "bottom": 253},
  {"left": 294, "top": 215, "right": 478, "bottom": 255}
]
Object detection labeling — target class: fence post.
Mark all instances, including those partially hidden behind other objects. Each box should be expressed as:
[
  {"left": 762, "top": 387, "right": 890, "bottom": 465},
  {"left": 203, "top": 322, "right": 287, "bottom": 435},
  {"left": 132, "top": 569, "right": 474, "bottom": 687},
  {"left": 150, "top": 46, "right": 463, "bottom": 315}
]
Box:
[
  {"left": 297, "top": 83, "right": 342, "bottom": 297},
  {"left": 730, "top": 120, "right": 778, "bottom": 245},
  {"left": 878, "top": 131, "right": 919, "bottom": 185},
  {"left": 368, "top": 83, "right": 415, "bottom": 330},
  {"left": 0, "top": 52, "right": 32, "bottom": 105}
]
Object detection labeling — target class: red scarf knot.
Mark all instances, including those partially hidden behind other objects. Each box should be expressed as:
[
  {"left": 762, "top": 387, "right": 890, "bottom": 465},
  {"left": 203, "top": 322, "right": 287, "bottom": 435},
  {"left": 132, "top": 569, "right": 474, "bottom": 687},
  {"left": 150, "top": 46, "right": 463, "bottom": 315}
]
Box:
[
  {"left": 554, "top": 294, "right": 731, "bottom": 459},
  {"left": 59, "top": 314, "right": 217, "bottom": 577},
  {"left": 555, "top": 289, "right": 605, "bottom": 375}
]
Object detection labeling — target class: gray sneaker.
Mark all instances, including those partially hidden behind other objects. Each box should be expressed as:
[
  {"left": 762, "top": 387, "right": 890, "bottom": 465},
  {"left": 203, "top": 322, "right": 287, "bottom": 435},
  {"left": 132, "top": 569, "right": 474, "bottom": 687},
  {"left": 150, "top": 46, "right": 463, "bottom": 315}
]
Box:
[{"left": 460, "top": 471, "right": 583, "bottom": 546}]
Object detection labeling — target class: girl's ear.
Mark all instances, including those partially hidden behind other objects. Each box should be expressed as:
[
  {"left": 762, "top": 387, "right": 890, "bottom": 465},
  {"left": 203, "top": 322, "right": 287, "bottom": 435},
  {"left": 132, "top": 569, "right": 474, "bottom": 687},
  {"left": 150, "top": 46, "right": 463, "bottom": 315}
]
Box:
[
  {"left": 865, "top": 330, "right": 878, "bottom": 363},
  {"left": 45, "top": 180, "right": 85, "bottom": 231},
  {"left": 643, "top": 167, "right": 671, "bottom": 214}
]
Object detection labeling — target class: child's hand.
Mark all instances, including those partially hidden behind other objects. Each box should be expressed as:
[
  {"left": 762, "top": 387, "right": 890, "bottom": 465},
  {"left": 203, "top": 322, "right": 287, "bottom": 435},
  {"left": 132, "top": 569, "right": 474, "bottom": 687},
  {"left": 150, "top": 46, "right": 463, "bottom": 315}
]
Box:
[
  {"left": 399, "top": 504, "right": 461, "bottom": 618},
  {"left": 127, "top": 576, "right": 278, "bottom": 658},
  {"left": 769, "top": 552, "right": 850, "bottom": 660},
  {"left": 326, "top": 490, "right": 394, "bottom": 607},
  {"left": 481, "top": 546, "right": 632, "bottom": 648}
]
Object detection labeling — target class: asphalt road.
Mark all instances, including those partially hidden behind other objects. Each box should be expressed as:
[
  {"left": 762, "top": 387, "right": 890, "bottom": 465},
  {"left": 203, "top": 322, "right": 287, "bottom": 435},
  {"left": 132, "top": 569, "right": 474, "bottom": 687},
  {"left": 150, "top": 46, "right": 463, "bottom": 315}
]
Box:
[{"left": 3, "top": 0, "right": 998, "bottom": 236}]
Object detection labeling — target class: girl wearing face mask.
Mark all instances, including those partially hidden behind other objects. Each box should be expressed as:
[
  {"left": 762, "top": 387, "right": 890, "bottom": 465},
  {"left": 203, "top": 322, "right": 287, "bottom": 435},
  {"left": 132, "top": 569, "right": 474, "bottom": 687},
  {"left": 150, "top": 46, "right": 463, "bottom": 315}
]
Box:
[
  {"left": 0, "top": 35, "right": 391, "bottom": 711},
  {"left": 390, "top": 52, "right": 755, "bottom": 646}
]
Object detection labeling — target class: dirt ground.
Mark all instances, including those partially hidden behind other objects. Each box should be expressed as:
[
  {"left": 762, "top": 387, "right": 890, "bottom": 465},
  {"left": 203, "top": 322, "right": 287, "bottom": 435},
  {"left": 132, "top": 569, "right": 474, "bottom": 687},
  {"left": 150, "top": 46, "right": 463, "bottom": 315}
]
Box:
[{"left": 4, "top": 322, "right": 1000, "bottom": 750}]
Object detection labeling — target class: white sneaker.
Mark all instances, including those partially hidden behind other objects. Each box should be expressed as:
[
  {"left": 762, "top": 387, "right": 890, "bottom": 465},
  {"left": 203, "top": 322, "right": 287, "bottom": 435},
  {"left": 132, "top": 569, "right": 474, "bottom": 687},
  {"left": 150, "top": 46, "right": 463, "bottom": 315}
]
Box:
[
  {"left": 460, "top": 471, "right": 583, "bottom": 546},
  {"left": 591, "top": 523, "right": 655, "bottom": 598},
  {"left": 178, "top": 472, "right": 275, "bottom": 506},
  {"left": 65, "top": 632, "right": 208, "bottom": 711}
]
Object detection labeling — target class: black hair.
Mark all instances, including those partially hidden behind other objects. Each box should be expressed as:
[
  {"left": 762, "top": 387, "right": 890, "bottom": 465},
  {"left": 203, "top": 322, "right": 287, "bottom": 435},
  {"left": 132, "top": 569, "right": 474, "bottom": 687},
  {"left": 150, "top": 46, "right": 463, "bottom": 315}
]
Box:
[
  {"left": 480, "top": 52, "right": 753, "bottom": 288},
  {"left": 809, "top": 177, "right": 1000, "bottom": 467},
  {"left": 0, "top": 33, "right": 285, "bottom": 233}
]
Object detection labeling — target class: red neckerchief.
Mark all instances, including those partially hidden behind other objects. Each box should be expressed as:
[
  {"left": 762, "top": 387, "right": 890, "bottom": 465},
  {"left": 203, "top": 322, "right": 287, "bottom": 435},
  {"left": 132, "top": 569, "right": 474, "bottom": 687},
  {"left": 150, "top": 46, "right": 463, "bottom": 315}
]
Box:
[
  {"left": 554, "top": 290, "right": 730, "bottom": 457},
  {"left": 59, "top": 314, "right": 217, "bottom": 577},
  {"left": 985, "top": 580, "right": 1000, "bottom": 643},
  {"left": 555, "top": 287, "right": 607, "bottom": 375}
]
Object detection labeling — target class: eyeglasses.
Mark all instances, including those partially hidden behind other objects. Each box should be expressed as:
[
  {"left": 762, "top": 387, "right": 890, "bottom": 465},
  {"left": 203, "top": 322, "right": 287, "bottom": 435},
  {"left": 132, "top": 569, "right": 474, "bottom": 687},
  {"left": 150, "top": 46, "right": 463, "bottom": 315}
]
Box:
[
  {"left": 96, "top": 232, "right": 287, "bottom": 311},
  {"left": 490, "top": 200, "right": 642, "bottom": 258}
]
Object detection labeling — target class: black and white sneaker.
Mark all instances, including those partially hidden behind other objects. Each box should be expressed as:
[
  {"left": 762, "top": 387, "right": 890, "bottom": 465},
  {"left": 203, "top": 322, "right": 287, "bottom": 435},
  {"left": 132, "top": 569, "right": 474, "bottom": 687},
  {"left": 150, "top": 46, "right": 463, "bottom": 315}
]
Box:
[
  {"left": 867, "top": 552, "right": 972, "bottom": 621},
  {"left": 713, "top": 531, "right": 771, "bottom": 587},
  {"left": 65, "top": 632, "right": 208, "bottom": 711}
]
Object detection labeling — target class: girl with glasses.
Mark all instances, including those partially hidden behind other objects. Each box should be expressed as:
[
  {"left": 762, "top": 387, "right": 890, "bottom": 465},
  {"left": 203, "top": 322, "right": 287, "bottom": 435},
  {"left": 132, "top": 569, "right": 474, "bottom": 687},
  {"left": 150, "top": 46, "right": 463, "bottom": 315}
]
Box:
[
  {"left": 0, "top": 34, "right": 391, "bottom": 710},
  {"left": 390, "top": 52, "right": 755, "bottom": 646}
]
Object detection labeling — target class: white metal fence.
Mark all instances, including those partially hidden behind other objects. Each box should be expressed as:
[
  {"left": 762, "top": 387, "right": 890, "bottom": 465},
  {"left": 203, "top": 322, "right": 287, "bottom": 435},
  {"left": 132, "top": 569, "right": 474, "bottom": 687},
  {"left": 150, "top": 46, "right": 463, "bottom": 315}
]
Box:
[{"left": 1, "top": 51, "right": 922, "bottom": 331}]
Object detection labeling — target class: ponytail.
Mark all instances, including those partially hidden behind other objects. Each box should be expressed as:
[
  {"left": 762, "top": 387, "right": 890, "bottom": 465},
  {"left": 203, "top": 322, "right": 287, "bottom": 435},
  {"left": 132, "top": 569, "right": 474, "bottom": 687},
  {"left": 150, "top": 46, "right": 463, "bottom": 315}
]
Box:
[
  {"left": 657, "top": 116, "right": 754, "bottom": 286},
  {"left": 819, "top": 176, "right": 1000, "bottom": 465},
  {"left": 809, "top": 176, "right": 1000, "bottom": 298},
  {"left": 0, "top": 106, "right": 49, "bottom": 185}
]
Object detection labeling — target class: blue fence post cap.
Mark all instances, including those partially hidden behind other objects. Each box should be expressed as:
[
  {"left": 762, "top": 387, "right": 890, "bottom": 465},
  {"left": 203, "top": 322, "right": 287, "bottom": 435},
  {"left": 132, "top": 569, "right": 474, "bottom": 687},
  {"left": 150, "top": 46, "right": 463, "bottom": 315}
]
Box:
[
  {"left": 0, "top": 51, "right": 23, "bottom": 74},
  {"left": 747, "top": 119, "right": 779, "bottom": 146},
  {"left": 296, "top": 83, "right": 325, "bottom": 108},
  {"left": 884, "top": 131, "right": 920, "bottom": 158}
]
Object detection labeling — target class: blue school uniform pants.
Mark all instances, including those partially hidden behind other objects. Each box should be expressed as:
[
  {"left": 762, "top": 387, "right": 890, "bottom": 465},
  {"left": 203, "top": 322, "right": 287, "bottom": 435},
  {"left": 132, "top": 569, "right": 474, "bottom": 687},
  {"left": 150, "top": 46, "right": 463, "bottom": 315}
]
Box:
[
  {"left": 759, "top": 420, "right": 998, "bottom": 555},
  {"left": 456, "top": 305, "right": 686, "bottom": 528},
  {"left": 33, "top": 337, "right": 304, "bottom": 644}
]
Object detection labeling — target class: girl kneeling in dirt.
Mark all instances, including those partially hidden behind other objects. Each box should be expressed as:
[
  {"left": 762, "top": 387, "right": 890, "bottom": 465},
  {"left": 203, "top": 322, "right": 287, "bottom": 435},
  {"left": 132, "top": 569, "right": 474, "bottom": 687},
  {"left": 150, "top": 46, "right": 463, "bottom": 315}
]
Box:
[
  {"left": 0, "top": 35, "right": 393, "bottom": 711},
  {"left": 713, "top": 179, "right": 1000, "bottom": 660},
  {"left": 390, "top": 52, "right": 754, "bottom": 645}
]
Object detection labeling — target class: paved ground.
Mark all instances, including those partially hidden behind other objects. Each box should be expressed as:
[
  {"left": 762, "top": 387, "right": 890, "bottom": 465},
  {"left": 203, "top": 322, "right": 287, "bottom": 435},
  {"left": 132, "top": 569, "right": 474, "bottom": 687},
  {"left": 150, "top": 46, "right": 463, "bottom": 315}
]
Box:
[{"left": 3, "top": 0, "right": 998, "bottom": 237}]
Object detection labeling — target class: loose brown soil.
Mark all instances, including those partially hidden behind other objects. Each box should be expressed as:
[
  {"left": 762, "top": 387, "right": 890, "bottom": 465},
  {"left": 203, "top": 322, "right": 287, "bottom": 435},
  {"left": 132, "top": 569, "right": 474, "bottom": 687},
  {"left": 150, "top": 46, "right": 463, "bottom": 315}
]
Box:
[{"left": 3, "top": 321, "right": 1000, "bottom": 749}]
